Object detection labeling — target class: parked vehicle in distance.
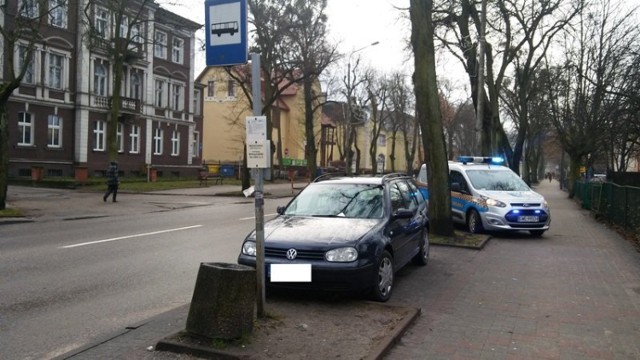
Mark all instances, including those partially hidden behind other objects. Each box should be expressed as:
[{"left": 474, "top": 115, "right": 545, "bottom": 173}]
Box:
[
  {"left": 238, "top": 173, "right": 429, "bottom": 302},
  {"left": 417, "top": 156, "right": 551, "bottom": 237}
]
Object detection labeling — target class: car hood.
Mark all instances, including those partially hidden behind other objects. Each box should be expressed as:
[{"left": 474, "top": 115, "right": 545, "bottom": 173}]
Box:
[
  {"left": 260, "top": 216, "right": 380, "bottom": 247},
  {"left": 476, "top": 189, "right": 545, "bottom": 204}
]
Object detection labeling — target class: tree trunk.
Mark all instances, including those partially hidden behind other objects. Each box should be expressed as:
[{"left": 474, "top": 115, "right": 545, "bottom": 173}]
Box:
[
  {"left": 411, "top": 0, "right": 454, "bottom": 236},
  {"left": 186, "top": 262, "right": 256, "bottom": 340}
]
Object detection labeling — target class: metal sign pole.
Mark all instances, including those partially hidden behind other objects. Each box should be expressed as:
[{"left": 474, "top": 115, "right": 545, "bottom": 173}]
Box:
[{"left": 251, "top": 53, "right": 266, "bottom": 317}]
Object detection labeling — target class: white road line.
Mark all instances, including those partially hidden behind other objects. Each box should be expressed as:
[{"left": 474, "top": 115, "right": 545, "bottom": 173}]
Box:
[
  {"left": 60, "top": 225, "right": 203, "bottom": 249},
  {"left": 239, "top": 213, "right": 277, "bottom": 221}
]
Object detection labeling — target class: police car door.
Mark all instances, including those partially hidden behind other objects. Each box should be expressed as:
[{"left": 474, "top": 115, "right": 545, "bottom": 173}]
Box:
[{"left": 450, "top": 170, "right": 470, "bottom": 223}]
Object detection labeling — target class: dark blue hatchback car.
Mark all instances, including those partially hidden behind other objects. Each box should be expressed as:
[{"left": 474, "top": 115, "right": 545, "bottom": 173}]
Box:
[{"left": 237, "top": 173, "right": 429, "bottom": 302}]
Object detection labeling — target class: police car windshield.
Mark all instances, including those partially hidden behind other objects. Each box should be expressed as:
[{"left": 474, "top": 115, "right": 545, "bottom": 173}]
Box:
[{"left": 466, "top": 169, "right": 531, "bottom": 191}]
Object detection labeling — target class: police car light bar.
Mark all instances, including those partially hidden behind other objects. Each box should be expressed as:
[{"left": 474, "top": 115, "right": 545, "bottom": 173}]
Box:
[{"left": 457, "top": 156, "right": 504, "bottom": 165}]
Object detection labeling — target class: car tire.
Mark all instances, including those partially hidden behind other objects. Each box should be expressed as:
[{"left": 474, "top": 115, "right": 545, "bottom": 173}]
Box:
[
  {"left": 467, "top": 209, "right": 484, "bottom": 234},
  {"left": 412, "top": 230, "right": 429, "bottom": 266},
  {"left": 529, "top": 230, "right": 545, "bottom": 237},
  {"left": 371, "top": 250, "right": 394, "bottom": 302}
]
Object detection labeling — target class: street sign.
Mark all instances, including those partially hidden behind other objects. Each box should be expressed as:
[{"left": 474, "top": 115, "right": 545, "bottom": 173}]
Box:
[
  {"left": 245, "top": 116, "right": 267, "bottom": 142},
  {"left": 247, "top": 141, "right": 270, "bottom": 168},
  {"left": 205, "top": 0, "right": 248, "bottom": 66}
]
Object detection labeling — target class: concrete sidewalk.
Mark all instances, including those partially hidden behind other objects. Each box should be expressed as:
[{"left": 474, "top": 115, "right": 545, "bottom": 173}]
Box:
[
  {"left": 2, "top": 180, "right": 306, "bottom": 225},
  {"left": 386, "top": 180, "right": 640, "bottom": 359}
]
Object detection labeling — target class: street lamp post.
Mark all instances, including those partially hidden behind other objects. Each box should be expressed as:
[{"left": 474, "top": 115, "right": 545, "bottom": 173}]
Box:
[{"left": 345, "top": 41, "right": 379, "bottom": 175}]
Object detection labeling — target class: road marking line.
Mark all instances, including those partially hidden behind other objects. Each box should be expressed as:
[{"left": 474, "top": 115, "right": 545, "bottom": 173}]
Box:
[
  {"left": 60, "top": 225, "right": 203, "bottom": 249},
  {"left": 239, "top": 213, "right": 277, "bottom": 221}
]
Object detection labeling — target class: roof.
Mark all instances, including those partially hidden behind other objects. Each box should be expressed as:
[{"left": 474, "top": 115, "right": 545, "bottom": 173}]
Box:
[{"left": 155, "top": 7, "right": 202, "bottom": 31}]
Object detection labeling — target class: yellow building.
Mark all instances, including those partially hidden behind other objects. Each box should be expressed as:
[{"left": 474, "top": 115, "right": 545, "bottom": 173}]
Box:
[
  {"left": 195, "top": 65, "right": 323, "bottom": 172},
  {"left": 321, "top": 103, "right": 415, "bottom": 174}
]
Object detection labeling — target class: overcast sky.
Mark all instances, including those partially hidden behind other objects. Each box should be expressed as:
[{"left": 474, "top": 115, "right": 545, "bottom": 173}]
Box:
[{"left": 160, "top": 0, "right": 415, "bottom": 78}]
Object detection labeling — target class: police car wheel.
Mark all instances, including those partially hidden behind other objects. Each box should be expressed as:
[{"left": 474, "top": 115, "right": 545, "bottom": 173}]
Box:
[{"left": 467, "top": 209, "right": 484, "bottom": 234}]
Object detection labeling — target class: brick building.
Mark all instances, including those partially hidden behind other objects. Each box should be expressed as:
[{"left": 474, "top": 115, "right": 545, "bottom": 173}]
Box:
[{"left": 1, "top": 0, "right": 203, "bottom": 180}]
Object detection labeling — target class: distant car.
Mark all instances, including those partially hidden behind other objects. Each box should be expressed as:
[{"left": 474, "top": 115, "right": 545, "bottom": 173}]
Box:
[
  {"left": 418, "top": 157, "right": 551, "bottom": 237},
  {"left": 238, "top": 173, "right": 429, "bottom": 302}
]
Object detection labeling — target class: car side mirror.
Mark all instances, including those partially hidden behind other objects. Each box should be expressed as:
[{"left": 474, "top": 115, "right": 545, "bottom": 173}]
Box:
[
  {"left": 451, "top": 182, "right": 461, "bottom": 192},
  {"left": 277, "top": 206, "right": 286, "bottom": 215},
  {"left": 392, "top": 208, "right": 414, "bottom": 220}
]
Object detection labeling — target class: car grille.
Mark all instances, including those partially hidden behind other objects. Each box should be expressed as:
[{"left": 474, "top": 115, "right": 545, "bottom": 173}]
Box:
[
  {"left": 265, "top": 247, "right": 326, "bottom": 261},
  {"left": 510, "top": 203, "right": 542, "bottom": 207}
]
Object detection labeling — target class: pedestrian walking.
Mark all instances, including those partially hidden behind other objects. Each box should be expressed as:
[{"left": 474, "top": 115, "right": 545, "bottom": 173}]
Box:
[{"left": 103, "top": 161, "right": 119, "bottom": 202}]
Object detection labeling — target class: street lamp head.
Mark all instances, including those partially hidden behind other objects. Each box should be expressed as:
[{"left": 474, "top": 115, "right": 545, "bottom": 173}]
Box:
[{"left": 370, "top": 41, "right": 380, "bottom": 46}]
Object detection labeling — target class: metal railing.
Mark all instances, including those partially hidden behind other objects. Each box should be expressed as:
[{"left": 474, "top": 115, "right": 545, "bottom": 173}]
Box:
[{"left": 574, "top": 181, "right": 640, "bottom": 237}]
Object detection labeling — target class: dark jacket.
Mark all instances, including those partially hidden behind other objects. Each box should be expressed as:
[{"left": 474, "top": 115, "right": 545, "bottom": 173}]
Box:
[{"left": 106, "top": 163, "right": 119, "bottom": 186}]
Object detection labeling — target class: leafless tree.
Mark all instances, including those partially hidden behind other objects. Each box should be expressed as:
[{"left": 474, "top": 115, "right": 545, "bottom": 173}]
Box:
[{"left": 1, "top": 0, "right": 66, "bottom": 209}]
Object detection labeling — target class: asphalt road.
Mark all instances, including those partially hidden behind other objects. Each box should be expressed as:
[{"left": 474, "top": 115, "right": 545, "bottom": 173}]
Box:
[{"left": 0, "top": 192, "right": 290, "bottom": 359}]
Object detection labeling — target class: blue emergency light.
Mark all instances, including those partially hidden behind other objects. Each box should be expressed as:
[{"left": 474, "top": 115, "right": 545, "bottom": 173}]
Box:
[{"left": 457, "top": 156, "right": 504, "bottom": 165}]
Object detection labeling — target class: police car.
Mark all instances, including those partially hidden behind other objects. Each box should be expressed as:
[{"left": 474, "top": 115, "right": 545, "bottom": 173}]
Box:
[{"left": 417, "top": 156, "right": 550, "bottom": 237}]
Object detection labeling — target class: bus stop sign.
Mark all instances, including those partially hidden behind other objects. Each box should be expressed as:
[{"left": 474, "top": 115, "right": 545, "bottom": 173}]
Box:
[{"left": 205, "top": 0, "right": 248, "bottom": 66}]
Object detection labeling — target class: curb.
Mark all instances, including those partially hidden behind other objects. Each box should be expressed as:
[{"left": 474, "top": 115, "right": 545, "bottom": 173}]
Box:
[
  {"left": 365, "top": 306, "right": 422, "bottom": 360},
  {"left": 154, "top": 304, "right": 421, "bottom": 360}
]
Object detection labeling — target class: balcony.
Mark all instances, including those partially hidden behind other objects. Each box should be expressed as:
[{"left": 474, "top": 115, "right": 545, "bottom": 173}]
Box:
[
  {"left": 94, "top": 96, "right": 142, "bottom": 114},
  {"left": 90, "top": 37, "right": 144, "bottom": 61}
]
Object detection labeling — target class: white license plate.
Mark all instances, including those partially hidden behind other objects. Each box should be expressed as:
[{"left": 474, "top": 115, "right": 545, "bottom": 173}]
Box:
[
  {"left": 270, "top": 264, "right": 312, "bottom": 282},
  {"left": 518, "top": 216, "right": 539, "bottom": 222}
]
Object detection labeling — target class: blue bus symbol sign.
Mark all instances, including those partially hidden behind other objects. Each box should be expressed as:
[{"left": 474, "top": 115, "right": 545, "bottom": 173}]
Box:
[{"left": 205, "top": 0, "right": 247, "bottom": 66}]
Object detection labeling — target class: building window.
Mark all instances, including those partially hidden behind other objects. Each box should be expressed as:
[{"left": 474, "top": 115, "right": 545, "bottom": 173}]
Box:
[
  {"left": 129, "top": 124, "right": 140, "bottom": 153},
  {"left": 94, "top": 64, "right": 107, "bottom": 96},
  {"left": 18, "top": 112, "right": 33, "bottom": 146},
  {"left": 193, "top": 89, "right": 201, "bottom": 115},
  {"left": 172, "top": 84, "right": 183, "bottom": 111},
  {"left": 116, "top": 123, "right": 124, "bottom": 153},
  {"left": 153, "top": 127, "right": 163, "bottom": 155},
  {"left": 154, "top": 30, "right": 167, "bottom": 59},
  {"left": 192, "top": 131, "right": 200, "bottom": 158},
  {"left": 155, "top": 79, "right": 165, "bottom": 107},
  {"left": 47, "top": 115, "right": 62, "bottom": 148},
  {"left": 118, "top": 15, "right": 128, "bottom": 38},
  {"left": 93, "top": 120, "right": 106, "bottom": 151},
  {"left": 130, "top": 72, "right": 142, "bottom": 99},
  {"left": 207, "top": 80, "right": 215, "bottom": 98},
  {"left": 95, "top": 8, "right": 109, "bottom": 38},
  {"left": 19, "top": 0, "right": 38, "bottom": 19},
  {"left": 172, "top": 37, "right": 183, "bottom": 64},
  {"left": 227, "top": 80, "right": 236, "bottom": 97},
  {"left": 48, "top": 53, "right": 64, "bottom": 89},
  {"left": 171, "top": 130, "right": 180, "bottom": 156},
  {"left": 377, "top": 134, "right": 386, "bottom": 147},
  {"left": 17, "top": 45, "right": 35, "bottom": 84},
  {"left": 131, "top": 23, "right": 143, "bottom": 44},
  {"left": 49, "top": 0, "right": 67, "bottom": 28}
]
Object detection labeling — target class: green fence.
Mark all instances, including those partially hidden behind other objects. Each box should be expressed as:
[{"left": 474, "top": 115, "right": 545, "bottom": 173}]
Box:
[{"left": 574, "top": 181, "right": 640, "bottom": 237}]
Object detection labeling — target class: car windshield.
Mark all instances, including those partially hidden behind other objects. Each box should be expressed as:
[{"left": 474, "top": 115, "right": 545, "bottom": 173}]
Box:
[
  {"left": 466, "top": 169, "right": 531, "bottom": 191},
  {"left": 284, "top": 183, "right": 384, "bottom": 219}
]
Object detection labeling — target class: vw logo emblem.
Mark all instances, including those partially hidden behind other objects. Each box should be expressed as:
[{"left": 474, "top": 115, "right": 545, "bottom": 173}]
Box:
[{"left": 286, "top": 249, "right": 297, "bottom": 260}]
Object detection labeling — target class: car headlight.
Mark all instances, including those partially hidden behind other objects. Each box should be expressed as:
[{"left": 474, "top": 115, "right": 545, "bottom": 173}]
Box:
[
  {"left": 485, "top": 198, "right": 507, "bottom": 207},
  {"left": 543, "top": 200, "right": 549, "bottom": 209},
  {"left": 325, "top": 247, "right": 358, "bottom": 262},
  {"left": 242, "top": 241, "right": 256, "bottom": 256}
]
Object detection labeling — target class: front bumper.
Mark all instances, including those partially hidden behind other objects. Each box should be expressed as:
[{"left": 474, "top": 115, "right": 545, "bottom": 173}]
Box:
[
  {"left": 480, "top": 208, "right": 551, "bottom": 232},
  {"left": 238, "top": 254, "right": 376, "bottom": 292}
]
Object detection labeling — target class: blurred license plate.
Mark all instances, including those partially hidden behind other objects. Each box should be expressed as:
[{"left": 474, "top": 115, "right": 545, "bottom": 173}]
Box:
[
  {"left": 518, "top": 216, "right": 539, "bottom": 222},
  {"left": 270, "top": 264, "right": 311, "bottom": 282}
]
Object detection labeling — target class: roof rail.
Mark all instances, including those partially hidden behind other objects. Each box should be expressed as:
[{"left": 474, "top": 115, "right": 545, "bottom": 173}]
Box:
[
  {"left": 312, "top": 171, "right": 347, "bottom": 183},
  {"left": 381, "top": 172, "right": 409, "bottom": 182}
]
